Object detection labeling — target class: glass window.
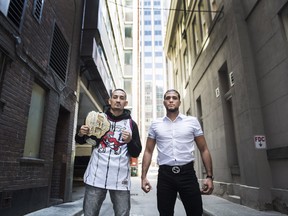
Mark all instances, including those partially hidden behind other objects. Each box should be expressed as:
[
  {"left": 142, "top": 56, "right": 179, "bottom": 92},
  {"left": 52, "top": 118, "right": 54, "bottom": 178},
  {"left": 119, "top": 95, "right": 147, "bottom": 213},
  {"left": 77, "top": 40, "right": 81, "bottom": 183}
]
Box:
[
  {"left": 144, "top": 52, "right": 152, "bottom": 57},
  {"left": 156, "top": 74, "right": 163, "bottom": 79},
  {"left": 144, "top": 20, "right": 151, "bottom": 25},
  {"left": 199, "top": 1, "right": 208, "bottom": 41},
  {"left": 154, "top": 10, "right": 161, "bottom": 15},
  {"left": 125, "top": 52, "right": 132, "bottom": 65},
  {"left": 144, "top": 41, "right": 152, "bottom": 46},
  {"left": 145, "top": 74, "right": 153, "bottom": 80},
  {"left": 24, "top": 83, "right": 46, "bottom": 158},
  {"left": 154, "top": 1, "right": 160, "bottom": 6},
  {"left": 0, "top": 51, "right": 8, "bottom": 94},
  {"left": 125, "top": 26, "right": 132, "bottom": 38},
  {"left": 144, "top": 31, "right": 152, "bottom": 35},
  {"left": 144, "top": 1, "right": 151, "bottom": 6},
  {"left": 155, "top": 41, "right": 162, "bottom": 46},
  {"left": 210, "top": 0, "right": 218, "bottom": 20},
  {"left": 145, "top": 63, "right": 152, "bottom": 68},
  {"left": 125, "top": 0, "right": 132, "bottom": 6},
  {"left": 155, "top": 63, "right": 163, "bottom": 68},
  {"left": 155, "top": 30, "right": 161, "bottom": 35},
  {"left": 155, "top": 52, "right": 162, "bottom": 57},
  {"left": 154, "top": 20, "right": 161, "bottom": 25},
  {"left": 280, "top": 5, "right": 288, "bottom": 41},
  {"left": 144, "top": 11, "right": 151, "bottom": 15},
  {"left": 124, "top": 79, "right": 132, "bottom": 103}
]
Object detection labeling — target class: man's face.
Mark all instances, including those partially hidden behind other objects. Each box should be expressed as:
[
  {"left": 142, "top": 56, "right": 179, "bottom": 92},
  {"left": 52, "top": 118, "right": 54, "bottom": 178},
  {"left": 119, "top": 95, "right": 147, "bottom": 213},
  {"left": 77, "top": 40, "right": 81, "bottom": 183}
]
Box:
[
  {"left": 163, "top": 91, "right": 181, "bottom": 112},
  {"left": 109, "top": 90, "right": 128, "bottom": 111}
]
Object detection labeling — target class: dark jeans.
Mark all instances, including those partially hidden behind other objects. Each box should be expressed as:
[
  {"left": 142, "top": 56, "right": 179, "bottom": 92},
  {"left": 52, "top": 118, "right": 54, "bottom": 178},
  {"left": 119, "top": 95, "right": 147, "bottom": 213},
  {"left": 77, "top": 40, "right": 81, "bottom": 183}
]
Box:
[{"left": 157, "top": 162, "right": 203, "bottom": 216}]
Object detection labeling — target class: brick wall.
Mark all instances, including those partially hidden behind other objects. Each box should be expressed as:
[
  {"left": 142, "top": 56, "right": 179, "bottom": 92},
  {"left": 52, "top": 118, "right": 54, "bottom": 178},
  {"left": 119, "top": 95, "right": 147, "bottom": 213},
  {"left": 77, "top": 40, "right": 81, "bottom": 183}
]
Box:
[{"left": 0, "top": 0, "right": 83, "bottom": 215}]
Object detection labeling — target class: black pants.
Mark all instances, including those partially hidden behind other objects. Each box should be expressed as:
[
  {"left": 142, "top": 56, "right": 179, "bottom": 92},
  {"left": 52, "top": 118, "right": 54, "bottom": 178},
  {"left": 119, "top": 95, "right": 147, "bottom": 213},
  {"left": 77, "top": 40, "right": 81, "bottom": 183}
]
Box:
[{"left": 157, "top": 162, "right": 203, "bottom": 216}]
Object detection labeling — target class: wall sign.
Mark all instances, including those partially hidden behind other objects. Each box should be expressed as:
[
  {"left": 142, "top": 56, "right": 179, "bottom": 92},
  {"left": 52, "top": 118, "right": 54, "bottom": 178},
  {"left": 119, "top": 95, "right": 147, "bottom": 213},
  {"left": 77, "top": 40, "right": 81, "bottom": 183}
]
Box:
[{"left": 254, "top": 135, "right": 266, "bottom": 149}]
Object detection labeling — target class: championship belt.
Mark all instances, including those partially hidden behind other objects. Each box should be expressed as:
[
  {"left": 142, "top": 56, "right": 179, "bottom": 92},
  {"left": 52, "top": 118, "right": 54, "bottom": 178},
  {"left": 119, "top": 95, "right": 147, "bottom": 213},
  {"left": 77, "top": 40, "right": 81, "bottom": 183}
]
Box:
[{"left": 85, "top": 111, "right": 111, "bottom": 139}]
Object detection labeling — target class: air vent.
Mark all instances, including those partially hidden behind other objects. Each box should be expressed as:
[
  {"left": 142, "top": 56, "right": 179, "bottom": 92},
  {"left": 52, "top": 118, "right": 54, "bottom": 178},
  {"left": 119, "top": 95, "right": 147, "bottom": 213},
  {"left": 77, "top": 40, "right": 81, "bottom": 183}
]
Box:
[
  {"left": 229, "top": 72, "right": 235, "bottom": 87},
  {"left": 49, "top": 24, "right": 69, "bottom": 82},
  {"left": 33, "top": 0, "right": 44, "bottom": 22},
  {"left": 7, "top": 0, "right": 25, "bottom": 28}
]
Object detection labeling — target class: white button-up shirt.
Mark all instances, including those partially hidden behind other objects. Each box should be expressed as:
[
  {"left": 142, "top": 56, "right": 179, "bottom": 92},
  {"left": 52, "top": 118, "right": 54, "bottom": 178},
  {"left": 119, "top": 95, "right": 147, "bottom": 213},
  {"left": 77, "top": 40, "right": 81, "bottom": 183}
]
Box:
[{"left": 148, "top": 113, "right": 203, "bottom": 166}]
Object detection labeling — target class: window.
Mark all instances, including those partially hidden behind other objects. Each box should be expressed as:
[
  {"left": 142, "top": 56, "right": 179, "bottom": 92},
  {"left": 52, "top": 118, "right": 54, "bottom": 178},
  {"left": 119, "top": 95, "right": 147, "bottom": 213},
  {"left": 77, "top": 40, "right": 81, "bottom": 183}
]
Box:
[
  {"left": 124, "top": 79, "right": 132, "bottom": 103},
  {"left": 0, "top": 50, "right": 9, "bottom": 109},
  {"left": 49, "top": 23, "right": 70, "bottom": 82},
  {"left": 144, "top": 41, "right": 152, "bottom": 46},
  {"left": 145, "top": 74, "right": 152, "bottom": 80},
  {"left": 183, "top": 49, "right": 188, "bottom": 81},
  {"left": 33, "top": 0, "right": 44, "bottom": 23},
  {"left": 155, "top": 30, "right": 161, "bottom": 35},
  {"left": 144, "top": 1, "right": 151, "bottom": 6},
  {"left": 209, "top": 0, "right": 218, "bottom": 20},
  {"left": 0, "top": 51, "right": 7, "bottom": 91},
  {"left": 125, "top": 52, "right": 132, "bottom": 65},
  {"left": 144, "top": 11, "right": 151, "bottom": 15},
  {"left": 154, "top": 10, "right": 161, "bottom": 15},
  {"left": 144, "top": 52, "right": 152, "bottom": 57},
  {"left": 24, "top": 83, "right": 46, "bottom": 158},
  {"left": 145, "top": 63, "right": 152, "bottom": 68},
  {"left": 124, "top": 51, "right": 133, "bottom": 76},
  {"left": 155, "top": 63, "right": 163, "bottom": 68},
  {"left": 6, "top": 0, "right": 26, "bottom": 29},
  {"left": 154, "top": 20, "right": 161, "bottom": 25},
  {"left": 155, "top": 52, "right": 162, "bottom": 57},
  {"left": 125, "top": 26, "right": 132, "bottom": 38},
  {"left": 199, "top": 0, "right": 208, "bottom": 41},
  {"left": 125, "top": 0, "right": 132, "bottom": 7},
  {"left": 125, "top": 26, "right": 133, "bottom": 47},
  {"left": 144, "top": 30, "right": 152, "bottom": 35},
  {"left": 144, "top": 20, "right": 151, "bottom": 25},
  {"left": 156, "top": 74, "right": 163, "bottom": 79},
  {"left": 196, "top": 96, "right": 203, "bottom": 129},
  {"left": 192, "top": 17, "right": 200, "bottom": 55},
  {"left": 125, "top": 0, "right": 133, "bottom": 22},
  {"left": 280, "top": 4, "right": 288, "bottom": 41},
  {"left": 155, "top": 41, "right": 162, "bottom": 46},
  {"left": 154, "top": 1, "right": 160, "bottom": 6}
]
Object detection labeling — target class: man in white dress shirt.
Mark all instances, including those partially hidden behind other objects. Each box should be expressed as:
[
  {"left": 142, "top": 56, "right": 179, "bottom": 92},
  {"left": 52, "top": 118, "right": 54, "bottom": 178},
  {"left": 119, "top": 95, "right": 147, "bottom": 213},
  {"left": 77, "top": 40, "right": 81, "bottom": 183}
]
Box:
[{"left": 141, "top": 89, "right": 213, "bottom": 216}]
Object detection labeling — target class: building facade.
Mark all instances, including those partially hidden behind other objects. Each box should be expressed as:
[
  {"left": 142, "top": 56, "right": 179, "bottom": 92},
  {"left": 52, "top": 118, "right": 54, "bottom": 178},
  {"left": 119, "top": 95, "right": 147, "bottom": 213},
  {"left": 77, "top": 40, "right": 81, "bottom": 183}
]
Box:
[
  {"left": 0, "top": 0, "right": 83, "bottom": 215},
  {"left": 75, "top": 0, "right": 140, "bottom": 177},
  {"left": 164, "top": 0, "right": 288, "bottom": 214},
  {"left": 139, "top": 0, "right": 170, "bottom": 162}
]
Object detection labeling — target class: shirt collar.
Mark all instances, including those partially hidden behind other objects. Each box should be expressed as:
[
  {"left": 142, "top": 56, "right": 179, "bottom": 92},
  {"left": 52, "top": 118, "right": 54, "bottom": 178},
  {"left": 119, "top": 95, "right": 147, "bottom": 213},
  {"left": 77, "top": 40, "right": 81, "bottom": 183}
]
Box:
[{"left": 163, "top": 113, "right": 185, "bottom": 122}]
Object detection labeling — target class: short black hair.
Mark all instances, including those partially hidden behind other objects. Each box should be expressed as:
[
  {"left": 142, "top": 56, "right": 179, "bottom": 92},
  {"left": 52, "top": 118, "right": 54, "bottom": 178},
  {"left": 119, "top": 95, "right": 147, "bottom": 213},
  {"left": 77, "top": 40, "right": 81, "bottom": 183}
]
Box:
[
  {"left": 111, "top": 88, "right": 127, "bottom": 98},
  {"left": 164, "top": 89, "right": 181, "bottom": 100}
]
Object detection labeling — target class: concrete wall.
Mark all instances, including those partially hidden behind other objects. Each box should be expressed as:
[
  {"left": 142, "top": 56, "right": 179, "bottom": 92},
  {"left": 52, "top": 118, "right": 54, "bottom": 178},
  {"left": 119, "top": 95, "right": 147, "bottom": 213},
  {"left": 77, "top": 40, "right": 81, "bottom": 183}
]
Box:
[{"left": 164, "top": 0, "right": 288, "bottom": 213}]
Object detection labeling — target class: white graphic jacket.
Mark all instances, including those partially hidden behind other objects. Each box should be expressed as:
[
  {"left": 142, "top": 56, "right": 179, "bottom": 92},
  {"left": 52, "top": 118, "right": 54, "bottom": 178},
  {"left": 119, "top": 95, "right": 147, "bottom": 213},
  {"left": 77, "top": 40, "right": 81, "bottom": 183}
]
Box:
[{"left": 75, "top": 108, "right": 142, "bottom": 190}]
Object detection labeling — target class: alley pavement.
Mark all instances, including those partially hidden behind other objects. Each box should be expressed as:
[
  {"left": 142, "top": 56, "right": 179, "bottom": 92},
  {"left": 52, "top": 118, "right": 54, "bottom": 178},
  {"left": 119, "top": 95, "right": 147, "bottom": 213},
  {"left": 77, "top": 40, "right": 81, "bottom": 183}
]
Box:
[{"left": 26, "top": 168, "right": 287, "bottom": 216}]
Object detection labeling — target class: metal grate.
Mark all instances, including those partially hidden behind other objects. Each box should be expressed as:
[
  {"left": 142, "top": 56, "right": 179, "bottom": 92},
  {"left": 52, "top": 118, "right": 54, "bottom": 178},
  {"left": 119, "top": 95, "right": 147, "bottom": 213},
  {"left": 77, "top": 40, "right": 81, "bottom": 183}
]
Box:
[
  {"left": 7, "top": 0, "right": 25, "bottom": 28},
  {"left": 49, "top": 24, "right": 69, "bottom": 82},
  {"left": 33, "top": 0, "right": 44, "bottom": 22}
]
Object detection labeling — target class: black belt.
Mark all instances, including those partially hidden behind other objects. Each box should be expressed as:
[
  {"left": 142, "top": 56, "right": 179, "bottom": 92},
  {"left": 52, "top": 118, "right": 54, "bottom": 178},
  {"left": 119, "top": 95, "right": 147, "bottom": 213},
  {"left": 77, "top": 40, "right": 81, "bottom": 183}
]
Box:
[{"left": 159, "top": 161, "right": 194, "bottom": 174}]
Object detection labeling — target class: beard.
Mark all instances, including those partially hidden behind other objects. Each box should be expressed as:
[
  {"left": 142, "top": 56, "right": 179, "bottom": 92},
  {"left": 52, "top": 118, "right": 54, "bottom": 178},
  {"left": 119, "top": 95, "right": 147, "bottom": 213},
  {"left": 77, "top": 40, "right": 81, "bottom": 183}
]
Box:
[{"left": 166, "top": 107, "right": 179, "bottom": 113}]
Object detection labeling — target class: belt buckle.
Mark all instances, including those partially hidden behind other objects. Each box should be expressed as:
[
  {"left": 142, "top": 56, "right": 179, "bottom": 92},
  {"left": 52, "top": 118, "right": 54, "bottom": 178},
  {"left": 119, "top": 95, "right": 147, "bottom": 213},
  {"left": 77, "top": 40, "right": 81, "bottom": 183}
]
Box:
[{"left": 172, "top": 166, "right": 180, "bottom": 174}]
